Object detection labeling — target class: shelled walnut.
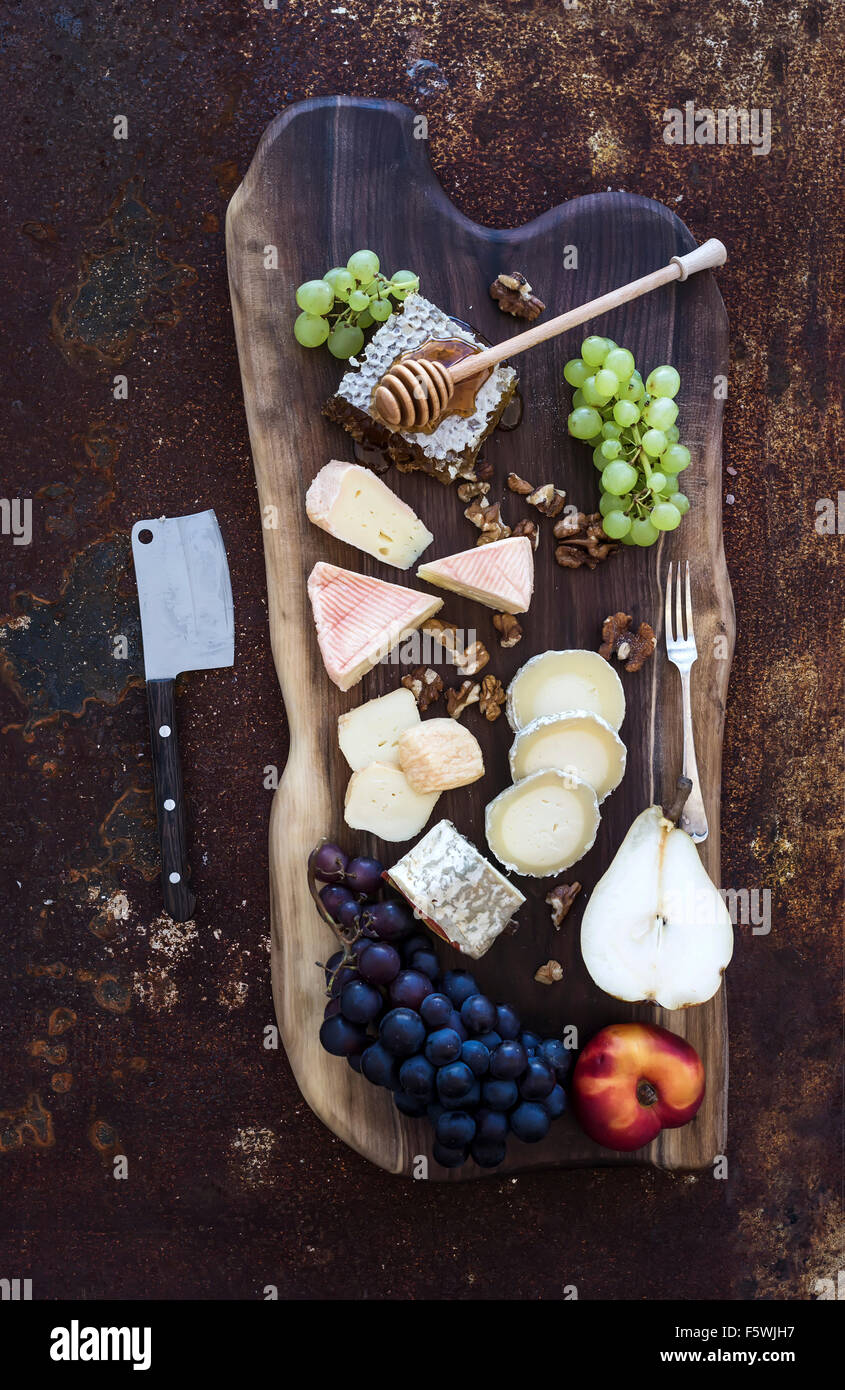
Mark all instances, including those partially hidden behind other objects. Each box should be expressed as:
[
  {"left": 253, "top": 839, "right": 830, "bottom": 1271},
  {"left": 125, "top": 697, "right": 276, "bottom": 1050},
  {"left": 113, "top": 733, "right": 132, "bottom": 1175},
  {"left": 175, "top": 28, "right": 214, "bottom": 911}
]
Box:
[
  {"left": 457, "top": 479, "right": 491, "bottom": 503},
  {"left": 458, "top": 640, "right": 490, "bottom": 676},
  {"left": 479, "top": 674, "right": 506, "bottom": 721},
  {"left": 546, "top": 882, "right": 582, "bottom": 928},
  {"left": 599, "top": 612, "right": 656, "bottom": 672},
  {"left": 534, "top": 960, "right": 564, "bottom": 985},
  {"left": 465, "top": 499, "right": 512, "bottom": 545},
  {"left": 490, "top": 272, "right": 546, "bottom": 321},
  {"left": 553, "top": 512, "right": 618, "bottom": 569},
  {"left": 401, "top": 666, "right": 443, "bottom": 711},
  {"left": 492, "top": 612, "right": 523, "bottom": 648},
  {"left": 512, "top": 518, "right": 539, "bottom": 550},
  {"left": 507, "top": 472, "right": 534, "bottom": 495},
  {"left": 446, "top": 679, "right": 480, "bottom": 719},
  {"left": 422, "top": 617, "right": 462, "bottom": 662},
  {"left": 527, "top": 483, "right": 567, "bottom": 518}
]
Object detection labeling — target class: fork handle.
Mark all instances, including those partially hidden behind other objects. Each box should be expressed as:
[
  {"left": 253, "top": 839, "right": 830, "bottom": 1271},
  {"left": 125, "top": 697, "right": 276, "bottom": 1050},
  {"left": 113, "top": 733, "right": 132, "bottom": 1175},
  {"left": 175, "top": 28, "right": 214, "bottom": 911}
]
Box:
[{"left": 678, "top": 668, "right": 709, "bottom": 842}]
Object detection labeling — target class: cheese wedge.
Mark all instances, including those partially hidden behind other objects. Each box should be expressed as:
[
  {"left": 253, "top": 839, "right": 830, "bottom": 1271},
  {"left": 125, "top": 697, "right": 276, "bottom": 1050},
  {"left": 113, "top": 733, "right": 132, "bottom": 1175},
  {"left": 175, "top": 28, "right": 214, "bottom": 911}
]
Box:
[
  {"left": 338, "top": 687, "right": 420, "bottom": 771},
  {"left": 417, "top": 536, "right": 534, "bottom": 614},
  {"left": 307, "top": 562, "right": 442, "bottom": 691},
  {"left": 344, "top": 762, "right": 439, "bottom": 841},
  {"left": 306, "top": 461, "right": 433, "bottom": 569}
]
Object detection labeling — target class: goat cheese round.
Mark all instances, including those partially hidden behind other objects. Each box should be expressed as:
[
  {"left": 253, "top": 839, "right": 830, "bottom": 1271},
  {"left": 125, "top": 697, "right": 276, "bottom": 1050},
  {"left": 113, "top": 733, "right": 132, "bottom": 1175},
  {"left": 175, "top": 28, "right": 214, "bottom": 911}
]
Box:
[
  {"left": 509, "top": 710, "right": 627, "bottom": 804},
  {"left": 485, "top": 769, "right": 600, "bottom": 877},
  {"left": 506, "top": 649, "right": 625, "bottom": 732}
]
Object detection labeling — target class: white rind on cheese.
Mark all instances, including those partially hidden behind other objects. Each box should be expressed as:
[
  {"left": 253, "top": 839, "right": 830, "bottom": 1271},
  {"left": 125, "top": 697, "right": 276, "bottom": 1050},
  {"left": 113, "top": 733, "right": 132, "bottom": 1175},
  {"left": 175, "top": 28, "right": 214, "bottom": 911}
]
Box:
[
  {"left": 306, "top": 460, "right": 433, "bottom": 569},
  {"left": 338, "top": 687, "right": 420, "bottom": 771},
  {"left": 417, "top": 536, "right": 534, "bottom": 614},
  {"left": 335, "top": 293, "right": 517, "bottom": 479},
  {"left": 397, "top": 718, "right": 484, "bottom": 793},
  {"left": 506, "top": 649, "right": 626, "bottom": 732},
  {"left": 509, "top": 710, "right": 627, "bottom": 804},
  {"left": 485, "top": 768, "right": 600, "bottom": 877},
  {"left": 307, "top": 561, "right": 443, "bottom": 691},
  {"left": 385, "top": 819, "right": 525, "bottom": 959},
  {"left": 344, "top": 762, "right": 439, "bottom": 842}
]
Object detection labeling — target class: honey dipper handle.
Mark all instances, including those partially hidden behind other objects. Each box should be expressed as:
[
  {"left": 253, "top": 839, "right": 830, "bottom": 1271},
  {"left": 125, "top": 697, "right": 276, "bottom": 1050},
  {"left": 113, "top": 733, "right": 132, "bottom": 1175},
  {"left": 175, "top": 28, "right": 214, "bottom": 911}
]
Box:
[{"left": 450, "top": 239, "right": 728, "bottom": 383}]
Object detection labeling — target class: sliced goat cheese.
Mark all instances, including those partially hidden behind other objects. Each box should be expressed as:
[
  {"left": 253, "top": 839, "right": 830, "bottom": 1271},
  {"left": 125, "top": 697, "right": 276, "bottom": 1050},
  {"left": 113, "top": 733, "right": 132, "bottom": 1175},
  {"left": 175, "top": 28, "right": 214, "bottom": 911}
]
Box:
[
  {"left": 344, "top": 762, "right": 438, "bottom": 841},
  {"left": 306, "top": 460, "right": 433, "bottom": 569},
  {"left": 385, "top": 819, "right": 525, "bottom": 959},
  {"left": 485, "top": 769, "right": 600, "bottom": 877},
  {"left": 417, "top": 535, "right": 534, "bottom": 614},
  {"left": 506, "top": 649, "right": 626, "bottom": 732},
  {"left": 338, "top": 687, "right": 420, "bottom": 771},
  {"left": 307, "top": 561, "right": 442, "bottom": 691},
  {"left": 509, "top": 710, "right": 627, "bottom": 804},
  {"left": 397, "top": 718, "right": 484, "bottom": 793}
]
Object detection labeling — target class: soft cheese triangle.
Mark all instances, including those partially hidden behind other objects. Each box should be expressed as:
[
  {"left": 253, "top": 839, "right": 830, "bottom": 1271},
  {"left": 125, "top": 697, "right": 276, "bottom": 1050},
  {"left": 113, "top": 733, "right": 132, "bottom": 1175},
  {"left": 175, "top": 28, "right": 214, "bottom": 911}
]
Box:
[
  {"left": 417, "top": 535, "right": 534, "bottom": 614},
  {"left": 307, "top": 561, "right": 442, "bottom": 691},
  {"left": 306, "top": 460, "right": 433, "bottom": 569}
]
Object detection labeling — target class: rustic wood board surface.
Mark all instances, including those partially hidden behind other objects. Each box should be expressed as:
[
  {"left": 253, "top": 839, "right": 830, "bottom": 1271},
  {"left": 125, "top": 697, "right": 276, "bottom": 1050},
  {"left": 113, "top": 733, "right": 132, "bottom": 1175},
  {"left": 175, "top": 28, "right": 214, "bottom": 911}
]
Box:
[{"left": 227, "top": 96, "right": 733, "bottom": 1179}]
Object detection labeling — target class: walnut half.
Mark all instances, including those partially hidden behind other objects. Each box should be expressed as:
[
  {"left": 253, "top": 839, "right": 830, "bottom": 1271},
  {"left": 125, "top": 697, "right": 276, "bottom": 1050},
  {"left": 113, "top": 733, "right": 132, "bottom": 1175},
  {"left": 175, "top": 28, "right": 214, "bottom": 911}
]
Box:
[
  {"left": 534, "top": 959, "right": 564, "bottom": 985},
  {"left": 546, "top": 882, "right": 582, "bottom": 929},
  {"left": 479, "top": 674, "right": 506, "bottom": 721},
  {"left": 401, "top": 666, "right": 443, "bottom": 712},
  {"left": 492, "top": 612, "right": 523, "bottom": 648},
  {"left": 599, "top": 612, "right": 656, "bottom": 672},
  {"left": 490, "top": 272, "right": 546, "bottom": 321},
  {"left": 446, "top": 680, "right": 480, "bottom": 719}
]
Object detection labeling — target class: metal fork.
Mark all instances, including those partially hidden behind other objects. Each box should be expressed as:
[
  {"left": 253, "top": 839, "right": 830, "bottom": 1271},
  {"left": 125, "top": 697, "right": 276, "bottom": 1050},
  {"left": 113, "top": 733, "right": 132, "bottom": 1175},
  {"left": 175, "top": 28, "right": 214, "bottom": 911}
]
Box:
[{"left": 664, "top": 561, "right": 708, "bottom": 842}]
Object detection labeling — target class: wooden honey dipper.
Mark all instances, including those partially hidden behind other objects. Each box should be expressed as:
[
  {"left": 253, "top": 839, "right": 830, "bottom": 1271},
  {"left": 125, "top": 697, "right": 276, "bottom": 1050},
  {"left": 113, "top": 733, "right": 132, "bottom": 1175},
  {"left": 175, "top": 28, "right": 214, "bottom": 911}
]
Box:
[{"left": 373, "top": 239, "right": 727, "bottom": 432}]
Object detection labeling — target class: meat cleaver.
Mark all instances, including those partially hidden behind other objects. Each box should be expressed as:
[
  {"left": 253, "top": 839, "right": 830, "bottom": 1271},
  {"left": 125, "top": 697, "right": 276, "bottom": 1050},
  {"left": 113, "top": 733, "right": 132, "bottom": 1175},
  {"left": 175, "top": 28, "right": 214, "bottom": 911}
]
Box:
[{"left": 131, "top": 510, "right": 234, "bottom": 921}]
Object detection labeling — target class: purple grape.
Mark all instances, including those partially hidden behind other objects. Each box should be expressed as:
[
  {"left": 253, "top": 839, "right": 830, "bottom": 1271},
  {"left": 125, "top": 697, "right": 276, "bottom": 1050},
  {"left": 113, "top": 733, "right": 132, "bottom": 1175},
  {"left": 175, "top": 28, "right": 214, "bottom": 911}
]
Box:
[
  {"left": 495, "top": 1004, "right": 521, "bottom": 1040},
  {"left": 481, "top": 1078, "right": 519, "bottom": 1112},
  {"left": 389, "top": 969, "right": 433, "bottom": 1011},
  {"left": 519, "top": 1057, "right": 556, "bottom": 1100},
  {"left": 337, "top": 898, "right": 362, "bottom": 932},
  {"left": 476, "top": 1108, "right": 508, "bottom": 1143},
  {"left": 347, "top": 1052, "right": 363, "bottom": 1074},
  {"left": 461, "top": 1040, "right": 490, "bottom": 1077},
  {"left": 490, "top": 1040, "right": 527, "bottom": 1080},
  {"left": 344, "top": 856, "right": 384, "bottom": 896},
  {"left": 320, "top": 884, "right": 357, "bottom": 922},
  {"left": 394, "top": 1090, "right": 429, "bottom": 1118},
  {"left": 446, "top": 1011, "right": 468, "bottom": 1042},
  {"left": 520, "top": 1031, "right": 542, "bottom": 1055},
  {"left": 432, "top": 1141, "right": 468, "bottom": 1169},
  {"left": 461, "top": 994, "right": 496, "bottom": 1034},
  {"left": 361, "top": 1041, "right": 400, "bottom": 1089},
  {"left": 399, "top": 1054, "right": 436, "bottom": 1099},
  {"left": 323, "top": 998, "right": 341, "bottom": 1019},
  {"left": 543, "top": 1084, "right": 567, "bottom": 1118},
  {"left": 442, "top": 969, "right": 479, "bottom": 1007},
  {"left": 510, "top": 1101, "right": 550, "bottom": 1143},
  {"left": 340, "top": 980, "right": 383, "bottom": 1024},
  {"left": 310, "top": 842, "right": 348, "bottom": 883},
  {"left": 436, "top": 1061, "right": 475, "bottom": 1101},
  {"left": 379, "top": 1008, "right": 426, "bottom": 1058},
  {"left": 319, "top": 1014, "right": 367, "bottom": 1058},
  {"left": 357, "top": 942, "right": 401, "bottom": 985},
  {"left": 436, "top": 1110, "right": 476, "bottom": 1148},
  {"left": 539, "top": 1038, "right": 574, "bottom": 1083},
  {"left": 361, "top": 900, "right": 414, "bottom": 943},
  {"left": 409, "top": 949, "right": 440, "bottom": 981},
  {"left": 401, "top": 932, "right": 432, "bottom": 961},
  {"left": 420, "top": 992, "right": 453, "bottom": 1030},
  {"left": 425, "top": 1028, "right": 463, "bottom": 1067},
  {"left": 476, "top": 1030, "right": 502, "bottom": 1050},
  {"left": 470, "top": 1138, "right": 507, "bottom": 1168}
]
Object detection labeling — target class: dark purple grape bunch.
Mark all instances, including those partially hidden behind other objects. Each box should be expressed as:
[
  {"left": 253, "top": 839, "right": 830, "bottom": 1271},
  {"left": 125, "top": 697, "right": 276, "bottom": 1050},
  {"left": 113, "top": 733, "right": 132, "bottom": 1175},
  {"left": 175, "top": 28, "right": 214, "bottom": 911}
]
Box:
[{"left": 311, "top": 843, "right": 574, "bottom": 1172}]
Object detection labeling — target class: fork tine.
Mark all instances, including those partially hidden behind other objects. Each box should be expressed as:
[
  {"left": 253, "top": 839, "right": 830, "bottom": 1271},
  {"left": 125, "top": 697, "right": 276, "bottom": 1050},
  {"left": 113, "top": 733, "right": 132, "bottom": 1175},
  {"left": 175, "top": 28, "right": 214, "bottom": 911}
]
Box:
[
  {"left": 684, "top": 560, "right": 694, "bottom": 641},
  {"left": 675, "top": 560, "right": 684, "bottom": 642},
  {"left": 664, "top": 561, "right": 674, "bottom": 643}
]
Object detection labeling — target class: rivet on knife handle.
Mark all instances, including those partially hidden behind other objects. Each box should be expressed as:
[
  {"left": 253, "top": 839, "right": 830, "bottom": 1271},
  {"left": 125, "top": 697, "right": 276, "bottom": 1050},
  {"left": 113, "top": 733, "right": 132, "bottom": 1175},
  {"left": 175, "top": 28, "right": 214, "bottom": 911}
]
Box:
[{"left": 146, "top": 678, "right": 196, "bottom": 921}]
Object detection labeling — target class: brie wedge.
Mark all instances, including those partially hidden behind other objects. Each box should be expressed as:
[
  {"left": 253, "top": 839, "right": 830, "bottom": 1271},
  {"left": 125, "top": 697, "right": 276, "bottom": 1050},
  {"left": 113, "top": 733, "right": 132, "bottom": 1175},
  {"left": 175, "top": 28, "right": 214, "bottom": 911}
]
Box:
[
  {"left": 307, "top": 561, "right": 442, "bottom": 691},
  {"left": 417, "top": 536, "right": 534, "bottom": 614}
]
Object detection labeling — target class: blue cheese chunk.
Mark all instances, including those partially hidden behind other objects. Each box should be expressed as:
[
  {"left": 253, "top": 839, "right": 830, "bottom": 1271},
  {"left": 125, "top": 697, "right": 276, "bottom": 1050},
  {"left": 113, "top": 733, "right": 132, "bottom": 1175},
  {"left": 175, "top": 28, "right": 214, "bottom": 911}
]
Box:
[{"left": 385, "top": 819, "right": 525, "bottom": 959}]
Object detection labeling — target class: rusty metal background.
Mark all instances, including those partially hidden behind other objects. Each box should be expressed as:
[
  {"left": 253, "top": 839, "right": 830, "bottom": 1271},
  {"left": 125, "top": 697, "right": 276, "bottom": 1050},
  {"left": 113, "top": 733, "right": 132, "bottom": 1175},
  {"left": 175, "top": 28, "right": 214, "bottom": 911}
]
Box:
[{"left": 1, "top": 1, "right": 842, "bottom": 1300}]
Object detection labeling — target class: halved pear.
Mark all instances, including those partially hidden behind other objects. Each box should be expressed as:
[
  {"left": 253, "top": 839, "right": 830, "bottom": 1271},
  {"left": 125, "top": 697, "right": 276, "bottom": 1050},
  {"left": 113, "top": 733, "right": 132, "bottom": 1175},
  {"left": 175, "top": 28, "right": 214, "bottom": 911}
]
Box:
[
  {"left": 506, "top": 649, "right": 625, "bottom": 732},
  {"left": 580, "top": 804, "right": 734, "bottom": 1010},
  {"left": 485, "top": 768, "right": 600, "bottom": 877},
  {"left": 509, "top": 710, "right": 627, "bottom": 804}
]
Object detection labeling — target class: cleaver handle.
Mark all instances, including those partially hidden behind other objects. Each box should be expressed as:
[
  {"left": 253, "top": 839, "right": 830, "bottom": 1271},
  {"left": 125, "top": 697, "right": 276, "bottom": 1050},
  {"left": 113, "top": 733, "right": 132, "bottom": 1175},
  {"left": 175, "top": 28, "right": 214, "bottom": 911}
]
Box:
[{"left": 146, "top": 678, "right": 196, "bottom": 922}]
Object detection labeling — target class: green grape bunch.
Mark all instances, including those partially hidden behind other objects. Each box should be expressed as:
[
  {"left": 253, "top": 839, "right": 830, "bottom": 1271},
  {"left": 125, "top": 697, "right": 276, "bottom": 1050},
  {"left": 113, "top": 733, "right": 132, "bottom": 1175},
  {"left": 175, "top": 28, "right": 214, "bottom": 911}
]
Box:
[
  {"left": 293, "top": 249, "right": 420, "bottom": 360},
  {"left": 565, "top": 336, "right": 692, "bottom": 547}
]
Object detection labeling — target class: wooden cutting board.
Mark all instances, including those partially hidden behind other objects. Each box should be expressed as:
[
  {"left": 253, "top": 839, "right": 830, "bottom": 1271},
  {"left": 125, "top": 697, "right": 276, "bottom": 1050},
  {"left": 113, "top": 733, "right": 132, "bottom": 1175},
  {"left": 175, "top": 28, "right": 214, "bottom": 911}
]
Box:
[{"left": 226, "top": 97, "right": 733, "bottom": 1179}]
